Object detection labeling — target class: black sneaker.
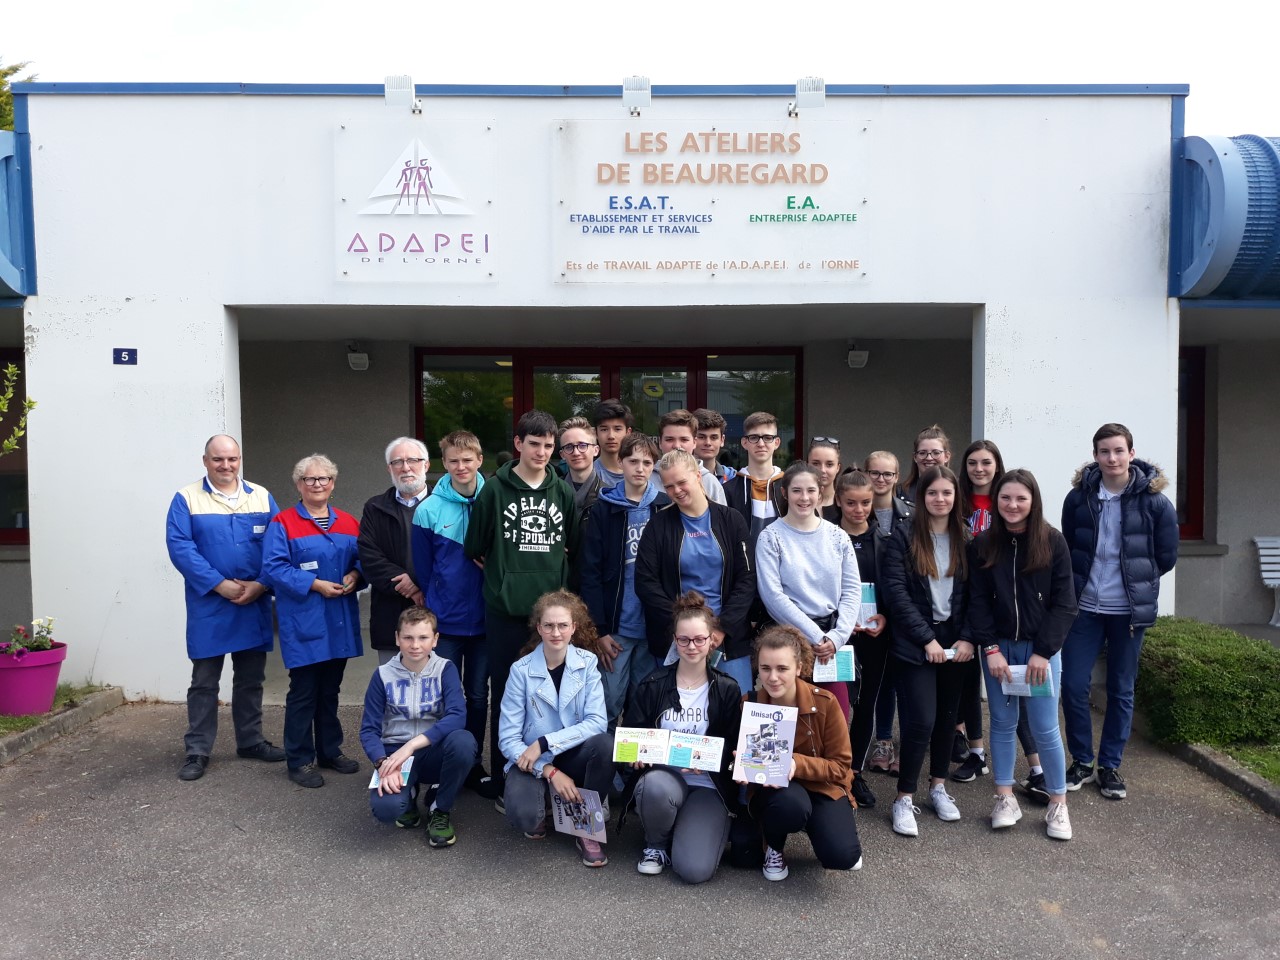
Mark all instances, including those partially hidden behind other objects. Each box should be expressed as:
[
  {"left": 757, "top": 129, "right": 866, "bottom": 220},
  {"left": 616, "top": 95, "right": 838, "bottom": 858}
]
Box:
[
  {"left": 1065, "top": 760, "right": 1096, "bottom": 792},
  {"left": 288, "top": 763, "right": 324, "bottom": 788},
  {"left": 178, "top": 755, "right": 209, "bottom": 782},
  {"left": 317, "top": 754, "right": 360, "bottom": 775},
  {"left": 1097, "top": 766, "right": 1127, "bottom": 800},
  {"left": 951, "top": 730, "right": 971, "bottom": 764},
  {"left": 951, "top": 752, "right": 989, "bottom": 783},
  {"left": 851, "top": 773, "right": 877, "bottom": 809},
  {"left": 464, "top": 764, "right": 489, "bottom": 792},
  {"left": 236, "top": 740, "right": 286, "bottom": 763},
  {"left": 475, "top": 775, "right": 503, "bottom": 800},
  {"left": 1020, "top": 771, "right": 1051, "bottom": 803}
]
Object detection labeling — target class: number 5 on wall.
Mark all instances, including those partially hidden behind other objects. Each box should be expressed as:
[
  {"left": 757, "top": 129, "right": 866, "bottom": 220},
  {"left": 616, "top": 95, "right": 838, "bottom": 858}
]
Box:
[{"left": 112, "top": 348, "right": 138, "bottom": 365}]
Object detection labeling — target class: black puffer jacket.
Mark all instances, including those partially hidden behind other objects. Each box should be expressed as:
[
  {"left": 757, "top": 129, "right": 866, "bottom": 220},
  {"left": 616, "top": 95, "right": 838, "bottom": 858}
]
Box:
[
  {"left": 965, "top": 529, "right": 1078, "bottom": 659},
  {"left": 1060, "top": 459, "right": 1178, "bottom": 629},
  {"left": 880, "top": 520, "right": 970, "bottom": 665}
]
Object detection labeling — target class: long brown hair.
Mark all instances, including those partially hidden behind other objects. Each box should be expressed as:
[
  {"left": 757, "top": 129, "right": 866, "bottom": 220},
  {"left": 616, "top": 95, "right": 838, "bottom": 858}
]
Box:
[
  {"left": 957, "top": 439, "right": 1005, "bottom": 521},
  {"left": 520, "top": 590, "right": 603, "bottom": 658},
  {"left": 978, "top": 469, "right": 1053, "bottom": 573},
  {"left": 908, "top": 465, "right": 968, "bottom": 580}
]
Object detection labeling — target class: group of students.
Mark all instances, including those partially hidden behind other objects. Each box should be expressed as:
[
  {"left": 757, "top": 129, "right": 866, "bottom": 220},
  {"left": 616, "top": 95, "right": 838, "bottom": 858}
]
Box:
[{"left": 359, "top": 402, "right": 1178, "bottom": 882}]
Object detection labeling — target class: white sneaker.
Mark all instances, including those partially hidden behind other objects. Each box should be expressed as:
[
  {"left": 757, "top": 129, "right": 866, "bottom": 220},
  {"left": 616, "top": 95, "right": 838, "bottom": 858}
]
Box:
[
  {"left": 636, "top": 847, "right": 671, "bottom": 875},
  {"left": 1045, "top": 801, "right": 1073, "bottom": 840},
  {"left": 762, "top": 845, "right": 789, "bottom": 881},
  {"left": 891, "top": 796, "right": 920, "bottom": 836},
  {"left": 930, "top": 784, "right": 962, "bottom": 822},
  {"left": 848, "top": 856, "right": 863, "bottom": 871},
  {"left": 991, "top": 793, "right": 1023, "bottom": 829}
]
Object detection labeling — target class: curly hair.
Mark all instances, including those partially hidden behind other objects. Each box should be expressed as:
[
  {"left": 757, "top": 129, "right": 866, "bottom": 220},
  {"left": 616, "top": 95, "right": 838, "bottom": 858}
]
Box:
[
  {"left": 519, "top": 590, "right": 603, "bottom": 659},
  {"left": 753, "top": 624, "right": 816, "bottom": 681}
]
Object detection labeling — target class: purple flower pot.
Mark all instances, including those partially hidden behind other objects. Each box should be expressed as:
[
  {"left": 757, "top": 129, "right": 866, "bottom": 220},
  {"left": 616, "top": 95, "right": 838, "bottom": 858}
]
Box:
[{"left": 0, "top": 641, "right": 68, "bottom": 716}]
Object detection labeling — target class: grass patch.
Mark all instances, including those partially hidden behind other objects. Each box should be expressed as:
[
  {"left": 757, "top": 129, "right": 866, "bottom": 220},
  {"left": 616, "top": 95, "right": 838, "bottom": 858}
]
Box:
[
  {"left": 0, "top": 682, "right": 105, "bottom": 736},
  {"left": 1222, "top": 743, "right": 1280, "bottom": 786}
]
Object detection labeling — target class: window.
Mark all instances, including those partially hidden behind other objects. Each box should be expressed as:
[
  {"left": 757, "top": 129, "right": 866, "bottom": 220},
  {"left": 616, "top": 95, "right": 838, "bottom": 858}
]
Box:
[
  {"left": 0, "top": 348, "right": 30, "bottom": 545},
  {"left": 1177, "top": 346, "right": 1206, "bottom": 540}
]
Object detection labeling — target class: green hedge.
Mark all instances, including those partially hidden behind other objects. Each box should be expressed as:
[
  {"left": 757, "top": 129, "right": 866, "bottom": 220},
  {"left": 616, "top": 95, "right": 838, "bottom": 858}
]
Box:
[{"left": 1137, "top": 617, "right": 1280, "bottom": 745}]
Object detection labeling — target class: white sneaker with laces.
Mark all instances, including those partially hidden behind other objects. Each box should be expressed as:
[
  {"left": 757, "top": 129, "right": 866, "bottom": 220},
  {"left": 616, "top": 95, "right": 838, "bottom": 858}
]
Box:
[
  {"left": 930, "top": 784, "right": 962, "bottom": 821},
  {"left": 991, "top": 793, "right": 1023, "bottom": 829},
  {"left": 636, "top": 847, "right": 671, "bottom": 875},
  {"left": 1045, "top": 801, "right": 1073, "bottom": 840},
  {"left": 891, "top": 796, "right": 920, "bottom": 836},
  {"left": 762, "top": 845, "right": 789, "bottom": 881}
]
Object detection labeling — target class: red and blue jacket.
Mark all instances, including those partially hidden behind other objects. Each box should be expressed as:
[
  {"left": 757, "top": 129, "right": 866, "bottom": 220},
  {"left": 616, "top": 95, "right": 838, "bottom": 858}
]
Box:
[
  {"left": 261, "top": 502, "right": 365, "bottom": 669},
  {"left": 166, "top": 477, "right": 279, "bottom": 660}
]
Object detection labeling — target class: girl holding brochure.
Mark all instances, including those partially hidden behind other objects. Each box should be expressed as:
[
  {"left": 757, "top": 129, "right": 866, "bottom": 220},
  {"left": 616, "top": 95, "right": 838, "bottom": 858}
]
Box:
[
  {"left": 620, "top": 592, "right": 744, "bottom": 882},
  {"left": 833, "top": 469, "right": 891, "bottom": 810},
  {"left": 967, "top": 469, "right": 1078, "bottom": 840},
  {"left": 881, "top": 465, "right": 972, "bottom": 837},
  {"left": 740, "top": 625, "right": 861, "bottom": 881},
  {"left": 498, "top": 590, "right": 614, "bottom": 867},
  {"left": 755, "top": 462, "right": 860, "bottom": 720}
]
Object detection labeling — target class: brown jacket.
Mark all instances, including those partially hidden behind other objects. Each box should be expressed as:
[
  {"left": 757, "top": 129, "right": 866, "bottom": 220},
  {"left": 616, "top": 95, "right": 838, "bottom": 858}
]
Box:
[{"left": 750, "top": 679, "right": 853, "bottom": 801}]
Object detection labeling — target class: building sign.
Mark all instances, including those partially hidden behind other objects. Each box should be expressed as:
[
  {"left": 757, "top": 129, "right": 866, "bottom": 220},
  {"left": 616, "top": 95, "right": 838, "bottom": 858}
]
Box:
[
  {"left": 334, "top": 119, "right": 497, "bottom": 282},
  {"left": 553, "top": 120, "right": 869, "bottom": 284}
]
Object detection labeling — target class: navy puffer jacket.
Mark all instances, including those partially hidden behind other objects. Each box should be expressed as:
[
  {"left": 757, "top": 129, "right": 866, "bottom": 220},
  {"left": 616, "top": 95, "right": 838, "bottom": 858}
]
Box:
[{"left": 1059, "top": 459, "right": 1178, "bottom": 628}]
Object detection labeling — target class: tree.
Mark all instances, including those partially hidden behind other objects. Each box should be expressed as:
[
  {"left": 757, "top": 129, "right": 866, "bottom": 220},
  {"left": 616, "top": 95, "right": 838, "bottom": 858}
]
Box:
[
  {"left": 0, "top": 363, "right": 35, "bottom": 457},
  {"left": 1, "top": 58, "right": 36, "bottom": 132}
]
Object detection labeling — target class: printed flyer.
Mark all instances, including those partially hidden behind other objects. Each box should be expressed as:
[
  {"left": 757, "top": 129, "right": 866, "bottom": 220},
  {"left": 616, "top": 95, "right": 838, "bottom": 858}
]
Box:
[
  {"left": 811, "top": 646, "right": 857, "bottom": 683},
  {"left": 857, "top": 583, "right": 878, "bottom": 629},
  {"left": 1000, "top": 664, "right": 1056, "bottom": 698},
  {"left": 613, "top": 727, "right": 671, "bottom": 764},
  {"left": 667, "top": 732, "right": 724, "bottom": 772},
  {"left": 614, "top": 727, "right": 724, "bottom": 771},
  {"left": 732, "top": 702, "right": 798, "bottom": 787},
  {"left": 368, "top": 755, "right": 414, "bottom": 790},
  {"left": 551, "top": 788, "right": 608, "bottom": 841}
]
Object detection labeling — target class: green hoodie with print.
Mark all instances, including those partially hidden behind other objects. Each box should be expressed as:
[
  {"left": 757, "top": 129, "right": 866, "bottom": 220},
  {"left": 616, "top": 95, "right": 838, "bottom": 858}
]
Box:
[{"left": 463, "top": 459, "right": 579, "bottom": 618}]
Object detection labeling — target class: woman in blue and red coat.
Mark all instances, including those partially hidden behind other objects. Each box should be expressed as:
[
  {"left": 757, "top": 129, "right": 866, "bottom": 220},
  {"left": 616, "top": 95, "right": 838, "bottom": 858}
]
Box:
[{"left": 261, "top": 453, "right": 365, "bottom": 789}]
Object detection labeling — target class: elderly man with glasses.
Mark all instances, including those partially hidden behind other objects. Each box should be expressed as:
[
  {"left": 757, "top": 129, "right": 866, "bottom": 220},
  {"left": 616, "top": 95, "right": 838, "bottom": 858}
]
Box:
[{"left": 358, "top": 437, "right": 431, "bottom": 666}]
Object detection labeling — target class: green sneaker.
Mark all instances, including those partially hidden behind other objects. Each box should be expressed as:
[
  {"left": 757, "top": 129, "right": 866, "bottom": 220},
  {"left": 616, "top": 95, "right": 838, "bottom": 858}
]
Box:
[
  {"left": 395, "top": 808, "right": 421, "bottom": 829},
  {"left": 427, "top": 809, "right": 456, "bottom": 848}
]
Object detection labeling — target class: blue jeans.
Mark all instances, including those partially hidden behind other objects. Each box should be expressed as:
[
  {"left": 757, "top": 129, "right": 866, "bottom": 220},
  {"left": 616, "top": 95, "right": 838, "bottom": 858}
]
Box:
[
  {"left": 982, "top": 642, "right": 1066, "bottom": 795},
  {"left": 368, "top": 729, "right": 477, "bottom": 823},
  {"left": 718, "top": 654, "right": 754, "bottom": 693},
  {"left": 1061, "top": 610, "right": 1145, "bottom": 769},
  {"left": 435, "top": 633, "right": 488, "bottom": 761},
  {"left": 601, "top": 634, "right": 657, "bottom": 726}
]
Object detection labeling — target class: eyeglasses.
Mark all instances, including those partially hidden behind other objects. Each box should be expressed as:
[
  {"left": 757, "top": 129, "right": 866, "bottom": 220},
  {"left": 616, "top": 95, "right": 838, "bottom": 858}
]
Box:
[
  {"left": 539, "top": 621, "right": 573, "bottom": 634},
  {"left": 811, "top": 436, "right": 840, "bottom": 447},
  {"left": 916, "top": 450, "right": 946, "bottom": 460},
  {"left": 301, "top": 476, "right": 333, "bottom": 487},
  {"left": 744, "top": 434, "right": 779, "bottom": 445},
  {"left": 560, "top": 442, "right": 596, "bottom": 454},
  {"left": 388, "top": 457, "right": 426, "bottom": 469},
  {"left": 867, "top": 470, "right": 897, "bottom": 480},
  {"left": 675, "top": 635, "right": 711, "bottom": 647}
]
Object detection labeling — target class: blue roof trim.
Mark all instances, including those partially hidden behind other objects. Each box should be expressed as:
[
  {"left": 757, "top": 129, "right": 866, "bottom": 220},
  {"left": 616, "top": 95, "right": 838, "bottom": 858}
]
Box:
[
  {"left": 0, "top": 298, "right": 24, "bottom": 309},
  {"left": 1168, "top": 98, "right": 1186, "bottom": 297},
  {"left": 12, "top": 81, "right": 1190, "bottom": 98},
  {"left": 0, "top": 114, "right": 36, "bottom": 298},
  {"left": 1178, "top": 135, "right": 1280, "bottom": 299}
]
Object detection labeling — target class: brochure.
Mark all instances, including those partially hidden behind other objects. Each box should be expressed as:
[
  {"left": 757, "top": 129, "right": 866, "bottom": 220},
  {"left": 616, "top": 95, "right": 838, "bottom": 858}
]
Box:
[
  {"left": 856, "top": 583, "right": 878, "bottom": 629},
  {"left": 550, "top": 787, "right": 608, "bottom": 841},
  {"left": 811, "top": 646, "right": 857, "bottom": 683},
  {"left": 667, "top": 732, "right": 724, "bottom": 772},
  {"left": 732, "top": 702, "right": 798, "bottom": 787},
  {"left": 1000, "top": 664, "right": 1056, "bottom": 698},
  {"left": 368, "top": 755, "right": 414, "bottom": 790},
  {"left": 613, "top": 727, "right": 724, "bottom": 771},
  {"left": 612, "top": 727, "right": 671, "bottom": 764}
]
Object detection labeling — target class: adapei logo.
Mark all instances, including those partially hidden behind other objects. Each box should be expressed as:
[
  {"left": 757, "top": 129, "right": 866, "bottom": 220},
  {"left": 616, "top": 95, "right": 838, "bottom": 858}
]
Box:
[{"left": 360, "top": 138, "right": 473, "bottom": 217}]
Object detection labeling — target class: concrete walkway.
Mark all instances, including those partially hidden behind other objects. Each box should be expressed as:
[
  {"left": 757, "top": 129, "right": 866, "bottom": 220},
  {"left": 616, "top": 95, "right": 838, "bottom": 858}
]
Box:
[{"left": 3, "top": 703, "right": 1277, "bottom": 960}]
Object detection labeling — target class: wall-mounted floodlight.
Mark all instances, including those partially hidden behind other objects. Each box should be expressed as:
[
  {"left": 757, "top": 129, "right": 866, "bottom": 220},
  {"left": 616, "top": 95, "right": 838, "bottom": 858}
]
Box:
[
  {"left": 623, "top": 76, "right": 651, "bottom": 117},
  {"left": 788, "top": 77, "right": 826, "bottom": 117},
  {"left": 385, "top": 75, "right": 421, "bottom": 115}
]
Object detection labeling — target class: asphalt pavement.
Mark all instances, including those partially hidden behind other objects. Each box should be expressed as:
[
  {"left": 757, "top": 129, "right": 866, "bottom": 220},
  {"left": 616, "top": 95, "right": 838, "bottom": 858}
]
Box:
[{"left": 2, "top": 703, "right": 1278, "bottom": 960}]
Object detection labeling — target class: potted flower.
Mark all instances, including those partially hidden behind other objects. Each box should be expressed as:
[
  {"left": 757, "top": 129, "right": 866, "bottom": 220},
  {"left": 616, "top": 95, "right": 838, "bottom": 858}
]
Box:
[{"left": 0, "top": 617, "right": 67, "bottom": 716}]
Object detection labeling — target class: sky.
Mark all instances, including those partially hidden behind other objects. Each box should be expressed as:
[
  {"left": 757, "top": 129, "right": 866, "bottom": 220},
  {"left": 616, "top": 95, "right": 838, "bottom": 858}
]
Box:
[{"left": 5, "top": 0, "right": 1278, "bottom": 136}]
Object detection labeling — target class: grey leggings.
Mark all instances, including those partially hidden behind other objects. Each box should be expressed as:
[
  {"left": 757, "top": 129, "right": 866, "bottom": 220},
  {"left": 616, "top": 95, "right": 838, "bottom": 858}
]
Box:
[{"left": 633, "top": 769, "right": 730, "bottom": 884}]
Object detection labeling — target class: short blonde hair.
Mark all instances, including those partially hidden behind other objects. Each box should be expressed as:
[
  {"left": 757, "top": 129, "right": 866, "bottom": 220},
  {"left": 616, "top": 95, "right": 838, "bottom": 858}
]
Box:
[
  {"left": 292, "top": 453, "right": 338, "bottom": 484},
  {"left": 656, "top": 449, "right": 701, "bottom": 476},
  {"left": 439, "top": 430, "right": 483, "bottom": 458}
]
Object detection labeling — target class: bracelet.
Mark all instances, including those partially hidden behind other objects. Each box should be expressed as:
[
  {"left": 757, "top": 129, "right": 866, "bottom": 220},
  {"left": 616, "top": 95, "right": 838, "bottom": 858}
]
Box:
[
  {"left": 543, "top": 765, "right": 558, "bottom": 780},
  {"left": 983, "top": 645, "right": 1001, "bottom": 656}
]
